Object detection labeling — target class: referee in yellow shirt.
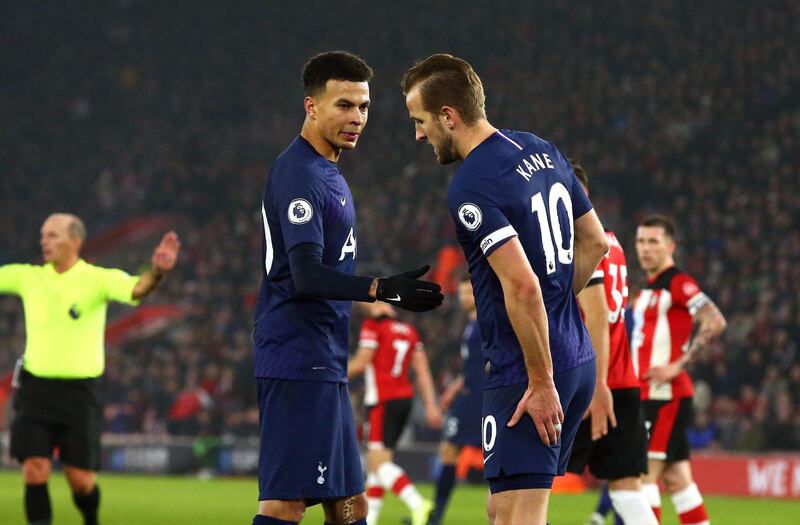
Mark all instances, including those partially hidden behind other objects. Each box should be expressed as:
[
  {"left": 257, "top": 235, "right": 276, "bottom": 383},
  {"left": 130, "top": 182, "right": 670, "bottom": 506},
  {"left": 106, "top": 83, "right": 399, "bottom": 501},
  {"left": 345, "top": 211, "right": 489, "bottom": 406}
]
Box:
[{"left": 0, "top": 213, "right": 180, "bottom": 525}]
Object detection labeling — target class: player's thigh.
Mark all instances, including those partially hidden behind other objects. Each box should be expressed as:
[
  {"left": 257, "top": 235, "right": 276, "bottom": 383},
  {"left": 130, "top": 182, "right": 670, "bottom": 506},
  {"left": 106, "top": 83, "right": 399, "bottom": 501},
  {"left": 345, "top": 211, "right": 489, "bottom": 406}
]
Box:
[
  {"left": 582, "top": 388, "right": 649, "bottom": 481},
  {"left": 491, "top": 488, "right": 550, "bottom": 525},
  {"left": 553, "top": 360, "right": 596, "bottom": 474},
  {"left": 482, "top": 383, "right": 559, "bottom": 491},
  {"left": 256, "top": 378, "right": 363, "bottom": 501},
  {"left": 380, "top": 398, "right": 413, "bottom": 449},
  {"left": 643, "top": 397, "right": 692, "bottom": 463}
]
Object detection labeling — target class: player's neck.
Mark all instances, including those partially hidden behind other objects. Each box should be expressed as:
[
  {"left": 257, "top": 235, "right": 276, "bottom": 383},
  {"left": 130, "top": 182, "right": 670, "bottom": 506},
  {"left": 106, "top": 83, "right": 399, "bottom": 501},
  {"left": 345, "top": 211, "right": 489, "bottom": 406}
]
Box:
[
  {"left": 647, "top": 259, "right": 675, "bottom": 279},
  {"left": 300, "top": 123, "right": 341, "bottom": 163},
  {"left": 457, "top": 120, "right": 497, "bottom": 161}
]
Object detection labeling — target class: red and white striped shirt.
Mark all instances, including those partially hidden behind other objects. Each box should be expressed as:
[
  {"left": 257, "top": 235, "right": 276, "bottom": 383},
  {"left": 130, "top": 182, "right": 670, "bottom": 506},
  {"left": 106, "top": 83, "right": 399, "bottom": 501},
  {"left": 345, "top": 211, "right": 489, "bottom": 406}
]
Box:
[
  {"left": 358, "top": 317, "right": 422, "bottom": 406},
  {"left": 588, "top": 230, "right": 639, "bottom": 390},
  {"left": 631, "top": 266, "right": 710, "bottom": 401}
]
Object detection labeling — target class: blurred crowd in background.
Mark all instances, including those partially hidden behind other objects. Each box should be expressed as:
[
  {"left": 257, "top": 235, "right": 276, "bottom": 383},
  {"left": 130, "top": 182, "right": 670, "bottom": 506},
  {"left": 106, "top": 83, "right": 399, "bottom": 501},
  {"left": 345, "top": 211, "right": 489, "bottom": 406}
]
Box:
[{"left": 1, "top": 1, "right": 799, "bottom": 452}]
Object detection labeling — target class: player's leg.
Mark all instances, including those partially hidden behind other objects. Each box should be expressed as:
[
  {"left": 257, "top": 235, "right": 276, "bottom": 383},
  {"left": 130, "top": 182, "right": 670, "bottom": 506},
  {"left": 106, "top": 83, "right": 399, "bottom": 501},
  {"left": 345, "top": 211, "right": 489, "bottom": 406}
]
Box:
[
  {"left": 596, "top": 389, "right": 656, "bottom": 525},
  {"left": 427, "top": 440, "right": 460, "bottom": 525},
  {"left": 372, "top": 399, "right": 431, "bottom": 525},
  {"left": 255, "top": 500, "right": 305, "bottom": 523},
  {"left": 492, "top": 487, "right": 550, "bottom": 525},
  {"left": 321, "top": 493, "right": 368, "bottom": 525},
  {"left": 662, "top": 461, "right": 709, "bottom": 525},
  {"left": 254, "top": 380, "right": 365, "bottom": 524},
  {"left": 642, "top": 459, "right": 665, "bottom": 523},
  {"left": 364, "top": 404, "right": 387, "bottom": 525},
  {"left": 365, "top": 447, "right": 391, "bottom": 525}
]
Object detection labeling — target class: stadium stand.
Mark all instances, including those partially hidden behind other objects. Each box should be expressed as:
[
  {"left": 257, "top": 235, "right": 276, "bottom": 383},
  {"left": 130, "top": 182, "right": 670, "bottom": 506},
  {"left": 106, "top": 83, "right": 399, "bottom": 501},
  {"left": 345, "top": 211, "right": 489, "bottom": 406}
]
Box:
[{"left": 1, "top": 0, "right": 798, "bottom": 453}]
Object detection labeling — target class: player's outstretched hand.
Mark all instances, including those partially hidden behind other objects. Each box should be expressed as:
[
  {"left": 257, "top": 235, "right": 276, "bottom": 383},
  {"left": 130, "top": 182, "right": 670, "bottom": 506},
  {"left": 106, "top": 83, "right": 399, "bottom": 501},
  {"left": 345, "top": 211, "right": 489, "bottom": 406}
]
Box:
[
  {"left": 507, "top": 380, "right": 564, "bottom": 447},
  {"left": 376, "top": 265, "right": 444, "bottom": 312},
  {"left": 151, "top": 231, "right": 181, "bottom": 275},
  {"left": 584, "top": 382, "right": 617, "bottom": 441}
]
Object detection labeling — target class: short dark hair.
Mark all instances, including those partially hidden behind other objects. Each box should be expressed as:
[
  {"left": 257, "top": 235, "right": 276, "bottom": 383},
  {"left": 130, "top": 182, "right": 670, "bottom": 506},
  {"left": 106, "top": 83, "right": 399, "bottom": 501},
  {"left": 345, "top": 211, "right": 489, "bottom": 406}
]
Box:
[
  {"left": 570, "top": 158, "right": 588, "bottom": 190},
  {"left": 401, "top": 54, "right": 486, "bottom": 125},
  {"left": 302, "top": 51, "right": 373, "bottom": 96},
  {"left": 640, "top": 214, "right": 676, "bottom": 239}
]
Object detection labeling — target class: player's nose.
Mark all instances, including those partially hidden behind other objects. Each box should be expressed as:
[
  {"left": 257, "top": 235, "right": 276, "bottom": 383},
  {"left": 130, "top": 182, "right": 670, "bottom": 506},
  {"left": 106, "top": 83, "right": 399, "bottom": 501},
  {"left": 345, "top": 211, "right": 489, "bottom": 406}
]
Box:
[{"left": 415, "top": 130, "right": 426, "bottom": 142}]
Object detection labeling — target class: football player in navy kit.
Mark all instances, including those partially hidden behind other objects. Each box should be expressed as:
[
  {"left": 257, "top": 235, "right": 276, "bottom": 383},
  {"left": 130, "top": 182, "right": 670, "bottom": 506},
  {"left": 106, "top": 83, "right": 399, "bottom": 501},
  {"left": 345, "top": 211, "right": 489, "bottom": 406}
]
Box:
[
  {"left": 253, "top": 51, "right": 443, "bottom": 525},
  {"left": 402, "top": 54, "right": 608, "bottom": 525}
]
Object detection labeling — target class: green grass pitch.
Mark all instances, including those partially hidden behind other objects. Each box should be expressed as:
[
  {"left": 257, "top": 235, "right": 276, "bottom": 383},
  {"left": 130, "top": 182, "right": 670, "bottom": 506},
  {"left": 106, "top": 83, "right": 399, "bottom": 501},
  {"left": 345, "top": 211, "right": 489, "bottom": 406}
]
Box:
[{"left": 0, "top": 470, "right": 797, "bottom": 524}]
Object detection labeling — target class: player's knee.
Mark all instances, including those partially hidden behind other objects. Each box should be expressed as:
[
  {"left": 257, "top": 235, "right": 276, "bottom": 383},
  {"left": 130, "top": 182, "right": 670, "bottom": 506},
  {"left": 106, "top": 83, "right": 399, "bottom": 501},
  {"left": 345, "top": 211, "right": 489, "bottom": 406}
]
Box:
[
  {"left": 258, "top": 499, "right": 305, "bottom": 522},
  {"left": 22, "top": 457, "right": 51, "bottom": 484},
  {"left": 324, "top": 493, "right": 368, "bottom": 524},
  {"left": 439, "top": 442, "right": 459, "bottom": 464},
  {"left": 661, "top": 464, "right": 691, "bottom": 493},
  {"left": 65, "top": 468, "right": 95, "bottom": 495}
]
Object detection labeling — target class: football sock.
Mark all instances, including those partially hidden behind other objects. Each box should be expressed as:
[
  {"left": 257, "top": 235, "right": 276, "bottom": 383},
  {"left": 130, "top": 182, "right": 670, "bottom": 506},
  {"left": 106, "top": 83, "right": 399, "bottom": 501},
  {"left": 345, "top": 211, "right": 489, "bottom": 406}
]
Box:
[
  {"left": 252, "top": 516, "right": 297, "bottom": 524},
  {"left": 365, "top": 472, "right": 384, "bottom": 525},
  {"left": 376, "top": 462, "right": 424, "bottom": 510},
  {"left": 72, "top": 485, "right": 100, "bottom": 525},
  {"left": 642, "top": 483, "right": 661, "bottom": 523},
  {"left": 672, "top": 483, "right": 709, "bottom": 525},
  {"left": 430, "top": 464, "right": 456, "bottom": 524},
  {"left": 25, "top": 483, "right": 52, "bottom": 525},
  {"left": 596, "top": 484, "right": 613, "bottom": 515},
  {"left": 609, "top": 489, "right": 658, "bottom": 525},
  {"left": 615, "top": 510, "right": 626, "bottom": 525}
]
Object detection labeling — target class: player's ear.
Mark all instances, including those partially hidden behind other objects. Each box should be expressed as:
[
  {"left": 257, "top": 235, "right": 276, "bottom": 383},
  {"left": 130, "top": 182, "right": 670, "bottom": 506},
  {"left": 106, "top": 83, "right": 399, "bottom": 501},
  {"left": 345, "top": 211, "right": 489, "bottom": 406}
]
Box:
[
  {"left": 304, "top": 96, "right": 317, "bottom": 119},
  {"left": 441, "top": 106, "right": 457, "bottom": 129}
]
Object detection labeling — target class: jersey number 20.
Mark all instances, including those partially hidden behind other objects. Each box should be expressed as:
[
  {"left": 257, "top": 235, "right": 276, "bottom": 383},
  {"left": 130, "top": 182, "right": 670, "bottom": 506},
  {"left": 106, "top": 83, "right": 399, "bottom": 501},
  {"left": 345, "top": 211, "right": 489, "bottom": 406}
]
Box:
[{"left": 531, "top": 182, "right": 574, "bottom": 275}]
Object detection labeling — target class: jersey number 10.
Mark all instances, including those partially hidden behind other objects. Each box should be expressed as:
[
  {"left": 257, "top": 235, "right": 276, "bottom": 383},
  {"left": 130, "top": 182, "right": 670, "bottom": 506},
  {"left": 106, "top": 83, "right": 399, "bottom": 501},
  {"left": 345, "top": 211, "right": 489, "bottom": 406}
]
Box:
[{"left": 531, "top": 182, "right": 574, "bottom": 275}]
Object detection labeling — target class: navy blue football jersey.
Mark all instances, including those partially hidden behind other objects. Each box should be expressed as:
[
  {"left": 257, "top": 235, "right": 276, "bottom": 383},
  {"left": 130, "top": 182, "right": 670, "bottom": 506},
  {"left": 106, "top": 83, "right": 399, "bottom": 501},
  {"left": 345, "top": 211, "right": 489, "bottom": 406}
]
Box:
[
  {"left": 446, "top": 130, "right": 595, "bottom": 389},
  {"left": 461, "top": 319, "right": 484, "bottom": 396},
  {"left": 254, "top": 136, "right": 358, "bottom": 382}
]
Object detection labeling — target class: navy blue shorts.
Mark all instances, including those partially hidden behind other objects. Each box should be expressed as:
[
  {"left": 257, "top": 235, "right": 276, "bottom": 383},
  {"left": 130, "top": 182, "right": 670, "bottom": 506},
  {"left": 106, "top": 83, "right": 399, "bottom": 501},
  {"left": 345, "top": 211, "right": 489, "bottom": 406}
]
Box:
[
  {"left": 482, "top": 360, "right": 596, "bottom": 493},
  {"left": 443, "top": 392, "right": 482, "bottom": 448},
  {"left": 257, "top": 378, "right": 364, "bottom": 502}
]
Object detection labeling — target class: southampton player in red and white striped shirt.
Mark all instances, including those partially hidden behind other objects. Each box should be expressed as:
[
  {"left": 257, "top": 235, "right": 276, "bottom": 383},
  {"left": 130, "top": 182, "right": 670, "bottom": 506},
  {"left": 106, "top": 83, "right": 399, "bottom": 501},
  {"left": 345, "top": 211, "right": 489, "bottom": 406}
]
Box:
[
  {"left": 632, "top": 215, "right": 726, "bottom": 525},
  {"left": 348, "top": 301, "right": 442, "bottom": 525}
]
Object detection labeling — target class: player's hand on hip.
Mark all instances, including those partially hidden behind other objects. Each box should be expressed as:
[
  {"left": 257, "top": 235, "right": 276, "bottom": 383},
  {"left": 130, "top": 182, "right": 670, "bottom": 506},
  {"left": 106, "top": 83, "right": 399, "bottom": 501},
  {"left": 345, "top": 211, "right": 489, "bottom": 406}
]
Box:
[
  {"left": 376, "top": 265, "right": 444, "bottom": 312},
  {"left": 586, "top": 382, "right": 617, "bottom": 441},
  {"left": 507, "top": 380, "right": 564, "bottom": 447},
  {"left": 646, "top": 362, "right": 681, "bottom": 386},
  {"left": 151, "top": 230, "right": 181, "bottom": 274}
]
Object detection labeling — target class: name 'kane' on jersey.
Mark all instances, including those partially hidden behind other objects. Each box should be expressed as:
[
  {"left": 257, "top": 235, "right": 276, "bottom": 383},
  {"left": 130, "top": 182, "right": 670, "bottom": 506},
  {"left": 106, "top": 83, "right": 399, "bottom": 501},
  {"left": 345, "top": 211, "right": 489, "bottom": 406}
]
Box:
[
  {"left": 254, "top": 136, "right": 358, "bottom": 383},
  {"left": 447, "top": 130, "right": 595, "bottom": 389}
]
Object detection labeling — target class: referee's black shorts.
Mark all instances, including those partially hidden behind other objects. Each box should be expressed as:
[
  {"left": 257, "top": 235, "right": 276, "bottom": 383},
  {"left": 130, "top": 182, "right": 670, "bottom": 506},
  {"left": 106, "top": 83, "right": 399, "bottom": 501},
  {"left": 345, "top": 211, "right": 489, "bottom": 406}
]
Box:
[
  {"left": 10, "top": 369, "right": 103, "bottom": 470},
  {"left": 567, "top": 387, "right": 649, "bottom": 481}
]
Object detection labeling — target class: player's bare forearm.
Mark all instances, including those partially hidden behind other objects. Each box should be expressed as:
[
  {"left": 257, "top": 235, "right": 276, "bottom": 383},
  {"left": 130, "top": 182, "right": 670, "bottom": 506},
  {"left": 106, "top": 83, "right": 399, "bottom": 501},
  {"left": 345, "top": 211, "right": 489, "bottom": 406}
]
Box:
[
  {"left": 577, "top": 283, "right": 610, "bottom": 384},
  {"left": 687, "top": 301, "right": 727, "bottom": 359},
  {"left": 572, "top": 210, "right": 608, "bottom": 295}
]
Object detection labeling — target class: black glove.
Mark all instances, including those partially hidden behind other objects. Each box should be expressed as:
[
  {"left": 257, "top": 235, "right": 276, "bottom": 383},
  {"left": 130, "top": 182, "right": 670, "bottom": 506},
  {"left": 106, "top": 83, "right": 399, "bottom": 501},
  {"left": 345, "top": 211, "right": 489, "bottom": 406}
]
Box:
[{"left": 376, "top": 265, "right": 444, "bottom": 312}]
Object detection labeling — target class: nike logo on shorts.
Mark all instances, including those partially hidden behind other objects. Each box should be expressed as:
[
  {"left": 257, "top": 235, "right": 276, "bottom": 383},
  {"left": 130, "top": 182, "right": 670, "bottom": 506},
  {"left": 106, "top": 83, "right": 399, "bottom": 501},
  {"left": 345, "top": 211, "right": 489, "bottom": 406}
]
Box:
[
  {"left": 386, "top": 294, "right": 401, "bottom": 302},
  {"left": 483, "top": 452, "right": 494, "bottom": 464}
]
